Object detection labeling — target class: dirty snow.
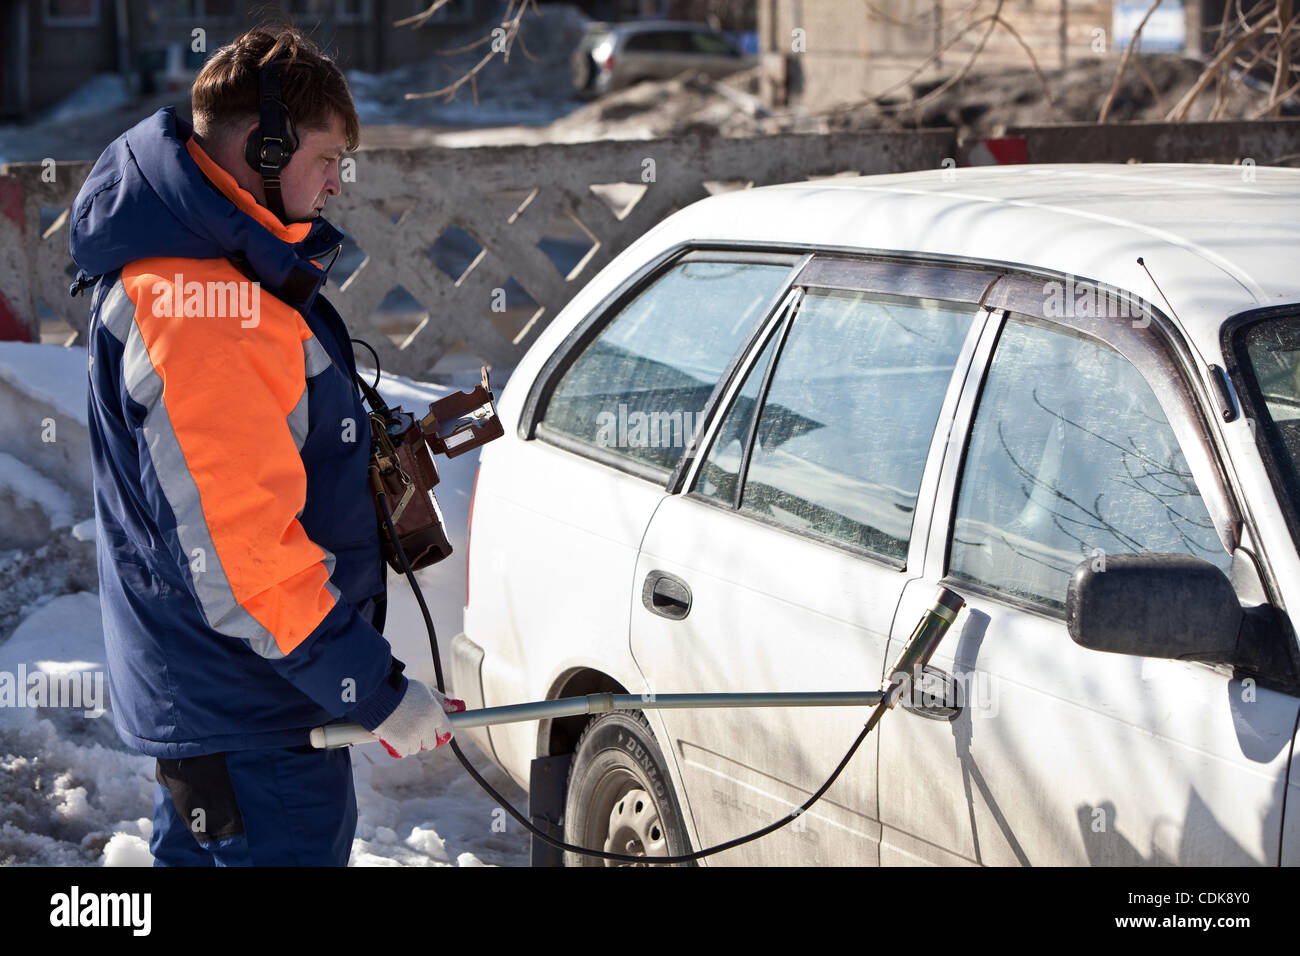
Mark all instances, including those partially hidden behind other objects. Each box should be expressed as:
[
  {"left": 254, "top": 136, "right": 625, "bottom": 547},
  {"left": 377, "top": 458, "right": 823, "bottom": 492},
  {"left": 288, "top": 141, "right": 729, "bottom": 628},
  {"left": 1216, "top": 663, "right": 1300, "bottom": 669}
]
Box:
[
  {"left": 0, "top": 452, "right": 76, "bottom": 531},
  {"left": 0, "top": 343, "right": 529, "bottom": 867}
]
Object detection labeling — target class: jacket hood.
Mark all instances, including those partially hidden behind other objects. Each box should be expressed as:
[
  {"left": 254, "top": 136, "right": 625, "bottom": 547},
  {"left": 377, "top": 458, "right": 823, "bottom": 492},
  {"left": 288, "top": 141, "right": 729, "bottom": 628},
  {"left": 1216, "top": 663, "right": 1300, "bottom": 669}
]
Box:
[{"left": 69, "top": 106, "right": 344, "bottom": 312}]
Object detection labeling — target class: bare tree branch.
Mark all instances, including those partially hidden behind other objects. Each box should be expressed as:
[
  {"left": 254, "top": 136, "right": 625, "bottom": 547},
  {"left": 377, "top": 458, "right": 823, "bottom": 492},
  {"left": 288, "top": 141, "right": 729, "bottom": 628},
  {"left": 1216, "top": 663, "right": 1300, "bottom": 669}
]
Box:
[
  {"left": 1167, "top": 8, "right": 1279, "bottom": 120},
  {"left": 394, "top": 0, "right": 456, "bottom": 29},
  {"left": 401, "top": 0, "right": 541, "bottom": 103}
]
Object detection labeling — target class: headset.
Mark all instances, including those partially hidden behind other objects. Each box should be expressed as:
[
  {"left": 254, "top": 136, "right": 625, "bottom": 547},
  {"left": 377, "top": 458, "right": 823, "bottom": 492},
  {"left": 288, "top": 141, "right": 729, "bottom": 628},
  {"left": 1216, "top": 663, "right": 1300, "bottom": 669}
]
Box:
[{"left": 243, "top": 53, "right": 299, "bottom": 224}]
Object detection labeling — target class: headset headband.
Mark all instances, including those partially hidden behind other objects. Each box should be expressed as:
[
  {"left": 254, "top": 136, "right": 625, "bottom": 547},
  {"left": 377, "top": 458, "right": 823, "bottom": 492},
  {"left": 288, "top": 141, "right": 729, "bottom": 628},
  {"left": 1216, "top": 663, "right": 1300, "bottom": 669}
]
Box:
[{"left": 245, "top": 53, "right": 297, "bottom": 223}]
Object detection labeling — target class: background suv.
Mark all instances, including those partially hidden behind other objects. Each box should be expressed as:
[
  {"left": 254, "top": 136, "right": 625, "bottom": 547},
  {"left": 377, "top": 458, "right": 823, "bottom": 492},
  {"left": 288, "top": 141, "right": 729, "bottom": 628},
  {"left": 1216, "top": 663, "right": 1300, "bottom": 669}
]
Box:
[{"left": 571, "top": 20, "right": 756, "bottom": 99}]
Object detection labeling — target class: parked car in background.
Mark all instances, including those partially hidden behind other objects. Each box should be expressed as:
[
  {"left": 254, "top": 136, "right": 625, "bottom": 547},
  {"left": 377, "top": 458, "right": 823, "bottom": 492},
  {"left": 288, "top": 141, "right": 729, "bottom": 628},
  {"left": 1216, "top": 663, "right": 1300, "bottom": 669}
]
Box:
[
  {"left": 452, "top": 164, "right": 1300, "bottom": 866},
  {"left": 570, "top": 20, "right": 757, "bottom": 99}
]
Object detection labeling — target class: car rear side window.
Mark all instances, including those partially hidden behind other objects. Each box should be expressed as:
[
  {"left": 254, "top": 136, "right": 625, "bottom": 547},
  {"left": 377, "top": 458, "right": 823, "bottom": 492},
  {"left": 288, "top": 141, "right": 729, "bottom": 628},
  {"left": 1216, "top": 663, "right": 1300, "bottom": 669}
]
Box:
[
  {"left": 698, "top": 289, "right": 975, "bottom": 562},
  {"left": 689, "top": 32, "right": 737, "bottom": 55},
  {"left": 694, "top": 328, "right": 781, "bottom": 507},
  {"left": 950, "top": 316, "right": 1231, "bottom": 611},
  {"left": 540, "top": 260, "right": 791, "bottom": 475},
  {"left": 626, "top": 30, "right": 692, "bottom": 52}
]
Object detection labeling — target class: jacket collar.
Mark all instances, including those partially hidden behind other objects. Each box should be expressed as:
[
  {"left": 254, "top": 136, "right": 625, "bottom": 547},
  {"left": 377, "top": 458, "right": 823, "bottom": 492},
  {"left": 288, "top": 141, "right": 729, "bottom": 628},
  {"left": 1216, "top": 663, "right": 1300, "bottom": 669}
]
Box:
[
  {"left": 70, "top": 107, "right": 344, "bottom": 315},
  {"left": 185, "top": 138, "right": 313, "bottom": 245}
]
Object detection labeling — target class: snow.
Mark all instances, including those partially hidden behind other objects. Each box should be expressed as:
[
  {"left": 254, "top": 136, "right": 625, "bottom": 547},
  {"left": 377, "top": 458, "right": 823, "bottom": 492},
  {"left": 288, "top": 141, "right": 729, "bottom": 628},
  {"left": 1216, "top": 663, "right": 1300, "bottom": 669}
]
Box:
[
  {"left": 41, "top": 75, "right": 131, "bottom": 126},
  {"left": 0, "top": 451, "right": 76, "bottom": 530},
  {"left": 0, "top": 342, "right": 89, "bottom": 427},
  {"left": 0, "top": 590, "right": 105, "bottom": 677},
  {"left": 0, "top": 345, "right": 529, "bottom": 867}
]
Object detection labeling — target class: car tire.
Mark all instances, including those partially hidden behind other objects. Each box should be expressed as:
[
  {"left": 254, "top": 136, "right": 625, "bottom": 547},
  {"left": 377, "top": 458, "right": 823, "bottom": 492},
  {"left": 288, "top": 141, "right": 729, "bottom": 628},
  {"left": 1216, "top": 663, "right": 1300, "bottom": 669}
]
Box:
[{"left": 562, "top": 710, "right": 694, "bottom": 866}]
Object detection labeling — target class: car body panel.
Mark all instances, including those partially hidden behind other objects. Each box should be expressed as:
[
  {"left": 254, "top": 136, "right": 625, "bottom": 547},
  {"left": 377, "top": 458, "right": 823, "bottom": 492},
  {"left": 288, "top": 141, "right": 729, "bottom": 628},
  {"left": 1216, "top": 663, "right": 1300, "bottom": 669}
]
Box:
[{"left": 461, "top": 165, "right": 1300, "bottom": 864}]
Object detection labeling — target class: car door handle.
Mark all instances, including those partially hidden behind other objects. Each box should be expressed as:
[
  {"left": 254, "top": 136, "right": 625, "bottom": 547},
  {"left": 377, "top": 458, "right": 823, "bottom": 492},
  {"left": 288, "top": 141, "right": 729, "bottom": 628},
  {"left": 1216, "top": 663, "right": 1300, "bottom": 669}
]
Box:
[{"left": 642, "top": 571, "right": 692, "bottom": 621}]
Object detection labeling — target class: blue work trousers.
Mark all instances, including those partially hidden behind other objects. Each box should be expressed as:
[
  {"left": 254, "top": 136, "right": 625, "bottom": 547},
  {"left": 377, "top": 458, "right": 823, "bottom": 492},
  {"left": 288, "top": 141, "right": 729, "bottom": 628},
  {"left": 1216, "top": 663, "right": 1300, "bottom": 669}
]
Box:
[{"left": 150, "top": 744, "right": 357, "bottom": 866}]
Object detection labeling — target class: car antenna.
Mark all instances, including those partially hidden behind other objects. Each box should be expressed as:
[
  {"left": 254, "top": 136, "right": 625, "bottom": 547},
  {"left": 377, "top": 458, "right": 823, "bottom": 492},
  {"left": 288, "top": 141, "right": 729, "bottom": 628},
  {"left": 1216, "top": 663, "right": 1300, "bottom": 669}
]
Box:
[
  {"left": 1136, "top": 256, "right": 1181, "bottom": 324},
  {"left": 1138, "top": 255, "right": 1238, "bottom": 423}
]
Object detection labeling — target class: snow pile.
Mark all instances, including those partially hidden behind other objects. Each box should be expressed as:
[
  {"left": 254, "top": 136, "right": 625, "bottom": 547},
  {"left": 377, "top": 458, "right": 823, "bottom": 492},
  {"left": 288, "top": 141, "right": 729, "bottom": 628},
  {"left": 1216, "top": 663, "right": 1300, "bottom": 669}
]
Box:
[
  {"left": 0, "top": 343, "right": 529, "bottom": 866},
  {"left": 41, "top": 75, "right": 132, "bottom": 126},
  {"left": 0, "top": 451, "right": 77, "bottom": 531},
  {"left": 0, "top": 342, "right": 89, "bottom": 426},
  {"left": 0, "top": 343, "right": 97, "bottom": 637},
  {"left": 350, "top": 742, "right": 528, "bottom": 866},
  {"left": 0, "top": 593, "right": 156, "bottom": 867}
]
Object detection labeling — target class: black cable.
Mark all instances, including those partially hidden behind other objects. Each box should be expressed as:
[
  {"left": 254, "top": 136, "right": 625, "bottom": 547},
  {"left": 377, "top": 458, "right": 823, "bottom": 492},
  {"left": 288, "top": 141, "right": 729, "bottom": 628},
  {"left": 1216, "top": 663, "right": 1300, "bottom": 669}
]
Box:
[
  {"left": 351, "top": 338, "right": 383, "bottom": 391},
  {"left": 374, "top": 484, "right": 892, "bottom": 865}
]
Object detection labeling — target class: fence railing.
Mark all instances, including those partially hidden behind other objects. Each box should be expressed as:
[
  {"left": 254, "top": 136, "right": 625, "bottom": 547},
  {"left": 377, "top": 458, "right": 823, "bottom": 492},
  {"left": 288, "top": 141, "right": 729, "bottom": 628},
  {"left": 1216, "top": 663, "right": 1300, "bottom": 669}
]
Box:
[{"left": 2, "top": 119, "right": 1297, "bottom": 377}]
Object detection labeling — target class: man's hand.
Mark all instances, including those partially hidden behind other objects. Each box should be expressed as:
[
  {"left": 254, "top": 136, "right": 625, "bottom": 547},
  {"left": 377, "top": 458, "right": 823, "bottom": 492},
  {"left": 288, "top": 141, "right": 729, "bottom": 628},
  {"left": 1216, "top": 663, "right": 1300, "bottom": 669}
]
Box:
[{"left": 372, "top": 680, "right": 466, "bottom": 758}]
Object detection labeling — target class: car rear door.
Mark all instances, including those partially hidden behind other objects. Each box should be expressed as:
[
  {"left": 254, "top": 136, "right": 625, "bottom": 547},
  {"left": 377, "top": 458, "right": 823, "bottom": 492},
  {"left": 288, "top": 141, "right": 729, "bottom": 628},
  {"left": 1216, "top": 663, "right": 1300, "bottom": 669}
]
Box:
[
  {"left": 877, "top": 275, "right": 1300, "bottom": 865},
  {"left": 630, "top": 257, "right": 998, "bottom": 864}
]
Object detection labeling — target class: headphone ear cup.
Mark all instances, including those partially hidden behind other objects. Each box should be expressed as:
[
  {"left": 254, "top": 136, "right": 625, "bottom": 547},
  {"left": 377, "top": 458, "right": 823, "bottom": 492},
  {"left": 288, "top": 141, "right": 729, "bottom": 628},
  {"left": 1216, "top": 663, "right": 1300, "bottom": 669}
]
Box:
[{"left": 243, "top": 124, "right": 295, "bottom": 172}]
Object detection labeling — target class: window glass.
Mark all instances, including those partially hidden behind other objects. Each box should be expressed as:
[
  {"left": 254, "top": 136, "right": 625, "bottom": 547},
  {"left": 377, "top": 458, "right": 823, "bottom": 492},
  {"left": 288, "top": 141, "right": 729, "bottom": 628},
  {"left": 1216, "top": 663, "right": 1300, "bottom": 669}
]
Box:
[
  {"left": 950, "top": 317, "right": 1230, "bottom": 610},
  {"left": 542, "top": 260, "right": 790, "bottom": 473},
  {"left": 737, "top": 290, "right": 974, "bottom": 560},
  {"left": 1236, "top": 316, "right": 1300, "bottom": 545},
  {"left": 627, "top": 31, "right": 690, "bottom": 52},
  {"left": 693, "top": 329, "right": 781, "bottom": 506},
  {"left": 689, "top": 33, "right": 736, "bottom": 55}
]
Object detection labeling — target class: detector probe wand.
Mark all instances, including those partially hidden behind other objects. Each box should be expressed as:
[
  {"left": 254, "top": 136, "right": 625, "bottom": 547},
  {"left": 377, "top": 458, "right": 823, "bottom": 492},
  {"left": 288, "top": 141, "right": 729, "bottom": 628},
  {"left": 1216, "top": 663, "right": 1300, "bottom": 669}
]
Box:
[{"left": 310, "top": 587, "right": 966, "bottom": 749}]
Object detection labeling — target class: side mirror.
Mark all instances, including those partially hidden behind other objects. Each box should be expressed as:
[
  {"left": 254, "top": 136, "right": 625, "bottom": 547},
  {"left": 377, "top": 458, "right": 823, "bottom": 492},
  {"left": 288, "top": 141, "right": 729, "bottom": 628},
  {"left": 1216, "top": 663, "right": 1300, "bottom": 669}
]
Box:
[{"left": 1066, "top": 554, "right": 1242, "bottom": 665}]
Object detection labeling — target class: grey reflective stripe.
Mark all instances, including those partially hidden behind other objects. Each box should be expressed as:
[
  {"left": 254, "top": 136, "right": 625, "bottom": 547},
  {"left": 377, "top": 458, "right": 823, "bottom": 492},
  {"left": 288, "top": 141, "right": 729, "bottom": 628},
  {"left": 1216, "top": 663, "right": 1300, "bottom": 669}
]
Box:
[
  {"left": 97, "top": 278, "right": 135, "bottom": 343},
  {"left": 120, "top": 314, "right": 341, "bottom": 662},
  {"left": 302, "top": 335, "right": 333, "bottom": 377},
  {"left": 287, "top": 386, "right": 309, "bottom": 450}
]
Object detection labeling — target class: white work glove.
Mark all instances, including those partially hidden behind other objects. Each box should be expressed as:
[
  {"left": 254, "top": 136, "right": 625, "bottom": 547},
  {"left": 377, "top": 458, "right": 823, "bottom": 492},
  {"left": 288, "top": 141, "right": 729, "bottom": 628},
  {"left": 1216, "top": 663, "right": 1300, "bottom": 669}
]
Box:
[{"left": 372, "top": 680, "right": 466, "bottom": 758}]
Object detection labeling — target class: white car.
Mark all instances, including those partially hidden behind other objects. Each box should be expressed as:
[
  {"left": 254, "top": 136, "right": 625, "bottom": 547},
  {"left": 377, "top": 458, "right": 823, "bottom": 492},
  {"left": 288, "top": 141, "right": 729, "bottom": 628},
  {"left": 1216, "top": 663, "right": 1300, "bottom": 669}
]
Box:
[{"left": 452, "top": 164, "right": 1300, "bottom": 866}]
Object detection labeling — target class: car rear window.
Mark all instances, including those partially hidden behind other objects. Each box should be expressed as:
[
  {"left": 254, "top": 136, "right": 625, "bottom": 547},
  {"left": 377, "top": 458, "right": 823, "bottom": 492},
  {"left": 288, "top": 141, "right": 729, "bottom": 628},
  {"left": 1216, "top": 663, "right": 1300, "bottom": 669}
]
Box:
[
  {"left": 626, "top": 30, "right": 694, "bottom": 53},
  {"left": 695, "top": 289, "right": 976, "bottom": 563}
]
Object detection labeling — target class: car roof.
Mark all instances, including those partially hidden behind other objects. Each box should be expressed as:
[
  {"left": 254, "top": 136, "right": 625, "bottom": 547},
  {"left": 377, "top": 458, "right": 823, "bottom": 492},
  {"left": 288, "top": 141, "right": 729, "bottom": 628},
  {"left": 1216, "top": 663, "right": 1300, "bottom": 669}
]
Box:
[
  {"left": 588, "top": 20, "right": 721, "bottom": 34},
  {"left": 650, "top": 163, "right": 1300, "bottom": 363}
]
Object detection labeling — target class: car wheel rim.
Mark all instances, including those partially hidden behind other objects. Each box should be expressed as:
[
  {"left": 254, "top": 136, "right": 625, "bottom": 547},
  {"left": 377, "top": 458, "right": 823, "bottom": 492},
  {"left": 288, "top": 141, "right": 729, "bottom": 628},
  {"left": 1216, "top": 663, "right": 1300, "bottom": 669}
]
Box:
[{"left": 594, "top": 775, "right": 668, "bottom": 866}]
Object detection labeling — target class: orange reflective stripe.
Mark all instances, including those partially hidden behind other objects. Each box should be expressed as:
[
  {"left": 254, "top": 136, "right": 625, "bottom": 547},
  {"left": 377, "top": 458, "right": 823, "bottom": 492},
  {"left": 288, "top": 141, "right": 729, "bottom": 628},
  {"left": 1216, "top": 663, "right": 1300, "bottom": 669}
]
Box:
[{"left": 122, "top": 257, "right": 336, "bottom": 655}]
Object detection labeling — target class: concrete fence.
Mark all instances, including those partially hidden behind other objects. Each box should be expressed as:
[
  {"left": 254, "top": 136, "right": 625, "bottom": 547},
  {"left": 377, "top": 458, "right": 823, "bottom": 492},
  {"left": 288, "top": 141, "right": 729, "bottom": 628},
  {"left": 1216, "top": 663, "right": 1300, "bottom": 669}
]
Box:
[{"left": 2, "top": 119, "right": 1298, "bottom": 378}]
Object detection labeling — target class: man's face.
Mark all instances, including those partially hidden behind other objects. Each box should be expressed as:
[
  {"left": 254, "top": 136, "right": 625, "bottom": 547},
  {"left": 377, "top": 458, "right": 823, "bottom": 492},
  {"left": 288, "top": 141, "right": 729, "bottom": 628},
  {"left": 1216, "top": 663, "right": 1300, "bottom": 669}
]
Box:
[{"left": 276, "top": 113, "right": 346, "bottom": 223}]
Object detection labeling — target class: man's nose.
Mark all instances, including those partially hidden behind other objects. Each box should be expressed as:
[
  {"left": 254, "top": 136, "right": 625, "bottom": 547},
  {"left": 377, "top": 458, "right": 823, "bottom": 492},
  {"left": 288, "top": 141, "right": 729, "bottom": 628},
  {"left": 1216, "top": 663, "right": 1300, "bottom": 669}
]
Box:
[{"left": 325, "top": 162, "right": 342, "bottom": 197}]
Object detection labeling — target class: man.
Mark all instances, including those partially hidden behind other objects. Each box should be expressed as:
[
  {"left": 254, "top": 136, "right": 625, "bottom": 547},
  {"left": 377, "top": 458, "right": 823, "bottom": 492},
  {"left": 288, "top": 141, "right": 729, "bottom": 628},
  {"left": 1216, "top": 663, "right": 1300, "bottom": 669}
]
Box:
[{"left": 70, "top": 27, "right": 463, "bottom": 867}]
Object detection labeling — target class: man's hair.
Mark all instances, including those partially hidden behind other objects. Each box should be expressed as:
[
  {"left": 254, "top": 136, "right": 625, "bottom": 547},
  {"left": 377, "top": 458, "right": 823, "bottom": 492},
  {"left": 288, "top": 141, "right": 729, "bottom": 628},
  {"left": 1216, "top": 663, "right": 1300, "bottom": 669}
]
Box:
[{"left": 191, "top": 27, "right": 360, "bottom": 151}]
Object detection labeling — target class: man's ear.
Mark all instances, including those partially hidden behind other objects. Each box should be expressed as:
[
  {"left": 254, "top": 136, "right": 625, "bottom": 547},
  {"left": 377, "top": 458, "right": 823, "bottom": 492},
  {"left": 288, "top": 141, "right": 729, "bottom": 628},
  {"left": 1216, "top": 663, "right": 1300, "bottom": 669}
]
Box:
[{"left": 240, "top": 119, "right": 264, "bottom": 171}]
